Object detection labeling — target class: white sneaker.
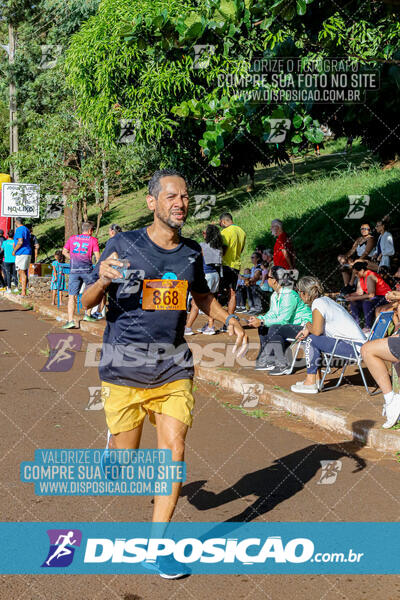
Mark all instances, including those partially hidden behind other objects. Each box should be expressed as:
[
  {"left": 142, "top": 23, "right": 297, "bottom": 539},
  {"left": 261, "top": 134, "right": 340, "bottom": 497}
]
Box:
[
  {"left": 291, "top": 381, "right": 319, "bottom": 394},
  {"left": 4, "top": 288, "right": 11, "bottom": 294},
  {"left": 382, "top": 395, "right": 400, "bottom": 429}
]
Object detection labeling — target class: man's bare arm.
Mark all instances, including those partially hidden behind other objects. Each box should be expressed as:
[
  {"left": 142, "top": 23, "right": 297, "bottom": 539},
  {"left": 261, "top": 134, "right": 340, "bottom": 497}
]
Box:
[
  {"left": 191, "top": 291, "right": 248, "bottom": 356},
  {"left": 81, "top": 252, "right": 122, "bottom": 310}
]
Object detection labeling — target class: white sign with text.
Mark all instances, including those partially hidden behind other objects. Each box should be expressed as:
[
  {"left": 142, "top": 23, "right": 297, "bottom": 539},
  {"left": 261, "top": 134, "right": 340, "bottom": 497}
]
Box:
[{"left": 1, "top": 183, "right": 40, "bottom": 218}]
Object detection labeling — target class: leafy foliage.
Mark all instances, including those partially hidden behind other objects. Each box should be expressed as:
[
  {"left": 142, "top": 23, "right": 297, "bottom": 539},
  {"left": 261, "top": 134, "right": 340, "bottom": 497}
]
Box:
[{"left": 66, "top": 0, "right": 400, "bottom": 187}]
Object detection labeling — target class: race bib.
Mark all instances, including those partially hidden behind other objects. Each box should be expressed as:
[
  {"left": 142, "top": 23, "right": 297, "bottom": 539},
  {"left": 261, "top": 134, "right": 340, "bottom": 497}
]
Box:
[{"left": 142, "top": 279, "right": 188, "bottom": 311}]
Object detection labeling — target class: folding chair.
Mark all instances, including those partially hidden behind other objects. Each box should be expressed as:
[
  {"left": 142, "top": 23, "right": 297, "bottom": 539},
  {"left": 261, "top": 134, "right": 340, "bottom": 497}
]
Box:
[
  {"left": 285, "top": 338, "right": 306, "bottom": 375},
  {"left": 56, "top": 263, "right": 70, "bottom": 308},
  {"left": 318, "top": 311, "right": 394, "bottom": 395}
]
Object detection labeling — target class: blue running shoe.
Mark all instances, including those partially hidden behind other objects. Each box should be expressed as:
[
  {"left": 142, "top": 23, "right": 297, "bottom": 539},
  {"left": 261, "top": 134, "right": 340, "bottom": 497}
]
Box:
[{"left": 142, "top": 555, "right": 191, "bottom": 579}]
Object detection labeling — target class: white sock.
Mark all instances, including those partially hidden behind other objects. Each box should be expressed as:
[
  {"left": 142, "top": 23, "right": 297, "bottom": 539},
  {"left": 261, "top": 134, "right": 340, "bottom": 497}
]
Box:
[{"left": 384, "top": 391, "right": 394, "bottom": 403}]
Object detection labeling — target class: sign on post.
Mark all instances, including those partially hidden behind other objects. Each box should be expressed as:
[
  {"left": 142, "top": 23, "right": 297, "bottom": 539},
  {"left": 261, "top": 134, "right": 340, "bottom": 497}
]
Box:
[{"left": 0, "top": 183, "right": 40, "bottom": 218}]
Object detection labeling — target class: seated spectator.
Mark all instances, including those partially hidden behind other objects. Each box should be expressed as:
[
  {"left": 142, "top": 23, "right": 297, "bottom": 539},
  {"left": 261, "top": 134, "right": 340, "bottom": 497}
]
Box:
[
  {"left": 375, "top": 289, "right": 400, "bottom": 329},
  {"left": 290, "top": 276, "right": 366, "bottom": 394},
  {"left": 236, "top": 268, "right": 251, "bottom": 312},
  {"left": 337, "top": 224, "right": 375, "bottom": 287},
  {"left": 247, "top": 251, "right": 264, "bottom": 315},
  {"left": 248, "top": 266, "right": 311, "bottom": 373},
  {"left": 262, "top": 248, "right": 273, "bottom": 266},
  {"left": 259, "top": 260, "right": 273, "bottom": 293},
  {"left": 271, "top": 219, "right": 295, "bottom": 269},
  {"left": 370, "top": 216, "right": 395, "bottom": 269},
  {"left": 346, "top": 261, "right": 391, "bottom": 332},
  {"left": 361, "top": 295, "right": 400, "bottom": 428}
]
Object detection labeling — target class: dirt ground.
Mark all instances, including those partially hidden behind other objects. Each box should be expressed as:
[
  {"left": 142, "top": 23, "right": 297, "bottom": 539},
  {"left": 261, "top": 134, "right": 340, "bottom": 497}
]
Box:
[{"left": 0, "top": 297, "right": 399, "bottom": 600}]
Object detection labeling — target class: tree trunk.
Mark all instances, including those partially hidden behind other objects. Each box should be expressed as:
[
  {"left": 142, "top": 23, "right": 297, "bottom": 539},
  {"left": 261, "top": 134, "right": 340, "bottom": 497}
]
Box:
[
  {"left": 102, "top": 154, "right": 109, "bottom": 211},
  {"left": 82, "top": 197, "right": 88, "bottom": 223},
  {"left": 62, "top": 154, "right": 80, "bottom": 241}
]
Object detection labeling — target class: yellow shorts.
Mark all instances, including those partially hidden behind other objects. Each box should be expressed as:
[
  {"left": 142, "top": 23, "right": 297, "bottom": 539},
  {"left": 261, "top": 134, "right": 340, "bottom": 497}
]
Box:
[{"left": 101, "top": 379, "right": 194, "bottom": 435}]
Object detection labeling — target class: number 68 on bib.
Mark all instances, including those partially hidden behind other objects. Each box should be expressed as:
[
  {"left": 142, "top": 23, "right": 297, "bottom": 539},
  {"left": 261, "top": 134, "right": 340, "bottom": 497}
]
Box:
[{"left": 142, "top": 279, "right": 188, "bottom": 311}]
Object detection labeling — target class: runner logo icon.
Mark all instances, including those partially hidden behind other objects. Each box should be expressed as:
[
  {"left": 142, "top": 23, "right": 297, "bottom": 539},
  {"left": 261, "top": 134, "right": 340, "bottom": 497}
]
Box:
[{"left": 41, "top": 529, "right": 82, "bottom": 567}]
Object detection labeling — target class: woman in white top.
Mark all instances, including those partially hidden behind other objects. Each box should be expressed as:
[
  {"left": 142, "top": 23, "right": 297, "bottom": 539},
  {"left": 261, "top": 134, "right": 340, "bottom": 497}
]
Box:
[
  {"left": 290, "top": 276, "right": 366, "bottom": 394},
  {"left": 371, "top": 216, "right": 395, "bottom": 268}
]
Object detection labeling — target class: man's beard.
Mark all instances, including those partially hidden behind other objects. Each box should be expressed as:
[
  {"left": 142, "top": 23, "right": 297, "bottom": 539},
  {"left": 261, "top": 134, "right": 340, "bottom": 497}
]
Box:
[{"left": 156, "top": 208, "right": 186, "bottom": 229}]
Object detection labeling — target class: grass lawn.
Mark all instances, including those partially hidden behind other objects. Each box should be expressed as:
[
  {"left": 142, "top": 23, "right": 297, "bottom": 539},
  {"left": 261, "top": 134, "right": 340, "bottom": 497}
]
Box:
[{"left": 35, "top": 138, "right": 400, "bottom": 291}]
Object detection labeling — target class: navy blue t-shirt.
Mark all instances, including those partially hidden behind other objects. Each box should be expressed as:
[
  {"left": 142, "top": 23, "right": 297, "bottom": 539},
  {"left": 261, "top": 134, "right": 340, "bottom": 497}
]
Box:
[{"left": 86, "top": 227, "right": 209, "bottom": 388}]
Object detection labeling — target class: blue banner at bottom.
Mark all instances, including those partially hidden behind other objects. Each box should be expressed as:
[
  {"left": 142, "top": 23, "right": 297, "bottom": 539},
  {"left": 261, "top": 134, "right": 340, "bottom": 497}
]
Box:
[{"left": 0, "top": 522, "right": 398, "bottom": 574}]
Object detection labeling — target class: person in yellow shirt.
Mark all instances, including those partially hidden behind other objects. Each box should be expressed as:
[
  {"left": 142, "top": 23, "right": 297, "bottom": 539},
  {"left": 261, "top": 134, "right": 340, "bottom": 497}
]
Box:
[{"left": 219, "top": 212, "right": 246, "bottom": 324}]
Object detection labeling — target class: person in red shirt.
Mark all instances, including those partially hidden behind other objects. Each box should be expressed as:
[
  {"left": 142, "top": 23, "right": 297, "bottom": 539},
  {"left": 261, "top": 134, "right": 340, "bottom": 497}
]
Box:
[
  {"left": 271, "top": 219, "right": 295, "bottom": 269},
  {"left": 345, "top": 261, "right": 391, "bottom": 330}
]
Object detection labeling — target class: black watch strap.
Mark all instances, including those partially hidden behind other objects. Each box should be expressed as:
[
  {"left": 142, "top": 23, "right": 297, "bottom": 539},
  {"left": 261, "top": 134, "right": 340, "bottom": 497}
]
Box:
[{"left": 225, "top": 314, "right": 240, "bottom": 327}]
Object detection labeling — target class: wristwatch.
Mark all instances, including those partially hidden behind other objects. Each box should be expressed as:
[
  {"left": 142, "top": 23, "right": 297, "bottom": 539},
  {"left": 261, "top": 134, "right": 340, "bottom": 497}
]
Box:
[{"left": 225, "top": 314, "right": 240, "bottom": 328}]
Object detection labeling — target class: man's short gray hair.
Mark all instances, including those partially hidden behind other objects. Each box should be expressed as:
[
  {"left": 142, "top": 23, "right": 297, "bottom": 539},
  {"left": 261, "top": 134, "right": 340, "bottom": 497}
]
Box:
[{"left": 271, "top": 219, "right": 283, "bottom": 229}]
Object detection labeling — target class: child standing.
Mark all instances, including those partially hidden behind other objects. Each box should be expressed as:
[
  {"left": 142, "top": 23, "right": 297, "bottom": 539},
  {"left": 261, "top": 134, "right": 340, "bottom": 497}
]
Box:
[
  {"left": 236, "top": 267, "right": 251, "bottom": 312},
  {"left": 51, "top": 250, "right": 67, "bottom": 305},
  {"left": 2, "top": 229, "right": 18, "bottom": 292}
]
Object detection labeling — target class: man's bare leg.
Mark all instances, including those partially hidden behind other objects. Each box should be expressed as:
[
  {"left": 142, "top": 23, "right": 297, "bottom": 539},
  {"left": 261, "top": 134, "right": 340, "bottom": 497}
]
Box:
[
  {"left": 153, "top": 412, "right": 188, "bottom": 523},
  {"left": 111, "top": 423, "right": 144, "bottom": 450},
  {"left": 20, "top": 269, "right": 28, "bottom": 296},
  {"left": 67, "top": 295, "right": 76, "bottom": 322}
]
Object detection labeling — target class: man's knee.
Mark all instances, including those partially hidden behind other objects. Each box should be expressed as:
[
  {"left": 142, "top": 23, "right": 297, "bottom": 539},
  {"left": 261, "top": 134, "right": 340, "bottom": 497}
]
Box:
[{"left": 161, "top": 437, "right": 185, "bottom": 460}]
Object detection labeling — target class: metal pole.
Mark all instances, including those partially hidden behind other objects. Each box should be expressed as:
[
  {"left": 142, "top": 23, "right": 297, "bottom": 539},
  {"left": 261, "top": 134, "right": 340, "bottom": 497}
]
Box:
[{"left": 9, "top": 21, "right": 18, "bottom": 183}]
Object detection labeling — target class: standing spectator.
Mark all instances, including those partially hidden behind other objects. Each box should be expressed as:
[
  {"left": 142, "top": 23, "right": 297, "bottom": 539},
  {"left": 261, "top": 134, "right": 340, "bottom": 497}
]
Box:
[
  {"left": 371, "top": 216, "right": 395, "bottom": 268},
  {"left": 271, "top": 219, "right": 295, "bottom": 269},
  {"left": 219, "top": 212, "right": 246, "bottom": 327},
  {"left": 50, "top": 250, "right": 67, "bottom": 306},
  {"left": 12, "top": 217, "right": 31, "bottom": 297},
  {"left": 0, "top": 229, "right": 6, "bottom": 288},
  {"left": 185, "top": 224, "right": 223, "bottom": 335},
  {"left": 346, "top": 261, "right": 391, "bottom": 331},
  {"left": 27, "top": 224, "right": 40, "bottom": 263},
  {"left": 2, "top": 229, "right": 17, "bottom": 292},
  {"left": 92, "top": 224, "right": 123, "bottom": 320},
  {"left": 337, "top": 224, "right": 375, "bottom": 287},
  {"left": 62, "top": 221, "right": 100, "bottom": 328},
  {"left": 106, "top": 224, "right": 122, "bottom": 246}
]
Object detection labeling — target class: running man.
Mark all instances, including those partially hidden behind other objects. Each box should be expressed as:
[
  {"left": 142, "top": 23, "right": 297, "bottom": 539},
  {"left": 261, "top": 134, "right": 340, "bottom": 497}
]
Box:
[
  {"left": 82, "top": 169, "right": 248, "bottom": 578},
  {"left": 45, "top": 531, "right": 77, "bottom": 566},
  {"left": 62, "top": 221, "right": 100, "bottom": 328}
]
